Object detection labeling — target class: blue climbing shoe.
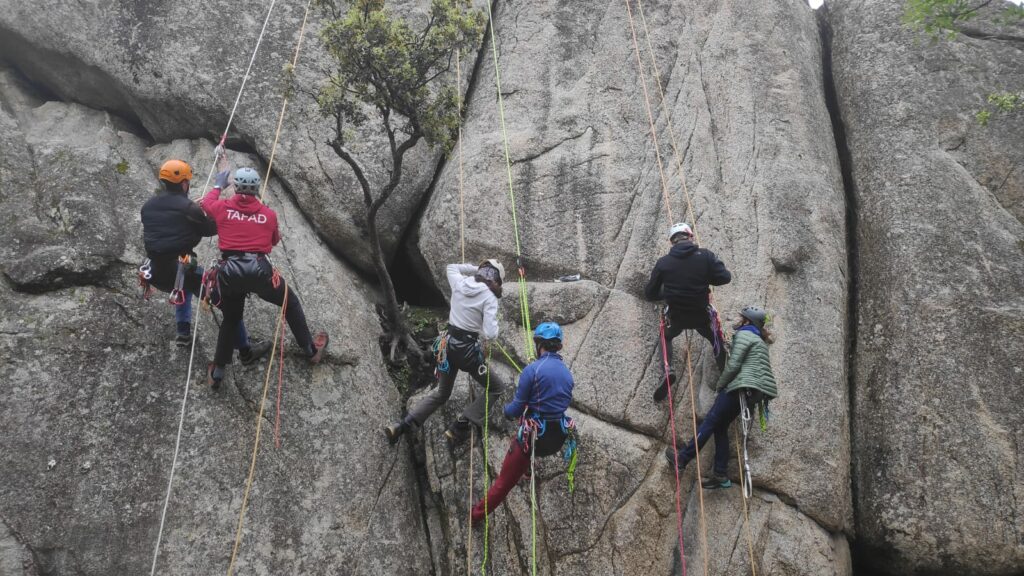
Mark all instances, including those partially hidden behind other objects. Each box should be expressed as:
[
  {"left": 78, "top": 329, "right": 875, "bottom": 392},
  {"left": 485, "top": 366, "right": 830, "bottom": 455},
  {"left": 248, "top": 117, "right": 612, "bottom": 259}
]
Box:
[{"left": 701, "top": 474, "right": 732, "bottom": 490}]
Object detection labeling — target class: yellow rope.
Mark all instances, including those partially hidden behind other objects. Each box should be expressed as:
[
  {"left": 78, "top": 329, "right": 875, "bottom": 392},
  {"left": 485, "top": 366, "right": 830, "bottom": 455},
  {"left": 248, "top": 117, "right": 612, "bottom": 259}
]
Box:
[
  {"left": 226, "top": 284, "right": 289, "bottom": 575},
  {"left": 683, "top": 333, "right": 711, "bottom": 576},
  {"left": 259, "top": 0, "right": 315, "bottom": 204},
  {"left": 735, "top": 425, "right": 759, "bottom": 576}
]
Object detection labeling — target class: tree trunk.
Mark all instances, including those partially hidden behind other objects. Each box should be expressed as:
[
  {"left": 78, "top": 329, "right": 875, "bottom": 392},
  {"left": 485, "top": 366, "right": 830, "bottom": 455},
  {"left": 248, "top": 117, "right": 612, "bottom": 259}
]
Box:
[{"left": 366, "top": 207, "right": 417, "bottom": 360}]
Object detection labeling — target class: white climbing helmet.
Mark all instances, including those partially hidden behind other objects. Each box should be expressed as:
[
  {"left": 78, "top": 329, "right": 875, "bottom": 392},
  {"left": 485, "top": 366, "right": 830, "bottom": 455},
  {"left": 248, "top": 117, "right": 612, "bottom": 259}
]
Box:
[
  {"left": 234, "top": 167, "right": 261, "bottom": 195},
  {"left": 668, "top": 222, "right": 693, "bottom": 241},
  {"left": 479, "top": 259, "right": 505, "bottom": 284}
]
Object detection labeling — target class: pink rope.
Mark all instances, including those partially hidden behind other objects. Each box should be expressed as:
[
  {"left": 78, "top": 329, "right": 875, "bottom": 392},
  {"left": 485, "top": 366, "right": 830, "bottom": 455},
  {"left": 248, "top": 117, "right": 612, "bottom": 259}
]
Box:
[{"left": 660, "top": 314, "right": 688, "bottom": 575}]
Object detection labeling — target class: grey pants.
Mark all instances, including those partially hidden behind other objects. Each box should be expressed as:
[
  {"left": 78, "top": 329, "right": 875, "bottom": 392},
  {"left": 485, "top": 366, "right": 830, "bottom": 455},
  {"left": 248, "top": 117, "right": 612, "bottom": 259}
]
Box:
[{"left": 406, "top": 334, "right": 504, "bottom": 427}]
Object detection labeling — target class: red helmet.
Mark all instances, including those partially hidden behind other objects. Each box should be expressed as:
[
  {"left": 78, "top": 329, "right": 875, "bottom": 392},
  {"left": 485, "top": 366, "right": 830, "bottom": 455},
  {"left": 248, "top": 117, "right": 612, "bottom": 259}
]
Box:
[{"left": 158, "top": 160, "right": 193, "bottom": 184}]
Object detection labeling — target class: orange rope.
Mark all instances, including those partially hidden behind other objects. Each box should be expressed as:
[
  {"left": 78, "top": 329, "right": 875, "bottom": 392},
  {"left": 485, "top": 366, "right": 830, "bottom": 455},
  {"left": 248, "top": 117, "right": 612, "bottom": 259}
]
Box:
[{"left": 624, "top": 0, "right": 674, "bottom": 227}]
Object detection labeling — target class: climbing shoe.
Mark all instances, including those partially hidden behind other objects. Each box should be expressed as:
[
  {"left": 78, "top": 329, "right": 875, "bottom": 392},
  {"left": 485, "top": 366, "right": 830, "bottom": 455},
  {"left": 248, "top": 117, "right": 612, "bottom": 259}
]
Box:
[
  {"left": 665, "top": 447, "right": 690, "bottom": 472},
  {"left": 701, "top": 473, "right": 732, "bottom": 490},
  {"left": 384, "top": 420, "right": 411, "bottom": 445},
  {"left": 653, "top": 372, "right": 677, "bottom": 402},
  {"left": 207, "top": 363, "right": 224, "bottom": 391},
  {"left": 175, "top": 322, "right": 192, "bottom": 347},
  {"left": 309, "top": 331, "right": 330, "bottom": 365},
  {"left": 444, "top": 418, "right": 473, "bottom": 448},
  {"left": 238, "top": 340, "right": 272, "bottom": 366}
]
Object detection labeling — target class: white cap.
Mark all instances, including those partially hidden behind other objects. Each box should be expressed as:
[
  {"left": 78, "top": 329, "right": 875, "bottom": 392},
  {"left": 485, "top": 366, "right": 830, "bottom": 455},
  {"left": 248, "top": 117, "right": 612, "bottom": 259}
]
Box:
[{"left": 668, "top": 222, "right": 693, "bottom": 240}]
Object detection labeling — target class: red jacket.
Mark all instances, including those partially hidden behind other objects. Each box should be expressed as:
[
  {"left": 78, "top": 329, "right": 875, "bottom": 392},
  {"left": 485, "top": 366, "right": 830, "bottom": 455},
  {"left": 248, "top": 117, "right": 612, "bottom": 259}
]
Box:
[{"left": 201, "top": 187, "right": 281, "bottom": 253}]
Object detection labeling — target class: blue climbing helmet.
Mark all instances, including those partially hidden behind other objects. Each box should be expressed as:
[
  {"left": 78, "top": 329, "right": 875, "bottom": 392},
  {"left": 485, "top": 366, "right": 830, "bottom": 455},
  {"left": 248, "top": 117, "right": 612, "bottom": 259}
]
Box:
[
  {"left": 234, "top": 167, "right": 261, "bottom": 195},
  {"left": 533, "top": 322, "right": 563, "bottom": 342}
]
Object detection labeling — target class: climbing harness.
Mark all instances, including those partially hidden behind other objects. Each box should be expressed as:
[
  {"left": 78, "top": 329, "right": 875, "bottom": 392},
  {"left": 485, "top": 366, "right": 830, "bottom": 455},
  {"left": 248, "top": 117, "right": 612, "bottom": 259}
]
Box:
[{"left": 516, "top": 413, "right": 579, "bottom": 494}]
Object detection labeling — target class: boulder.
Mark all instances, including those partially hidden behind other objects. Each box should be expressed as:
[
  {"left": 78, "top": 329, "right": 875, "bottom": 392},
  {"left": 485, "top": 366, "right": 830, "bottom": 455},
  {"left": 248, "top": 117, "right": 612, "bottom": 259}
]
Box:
[{"left": 827, "top": 0, "right": 1024, "bottom": 573}]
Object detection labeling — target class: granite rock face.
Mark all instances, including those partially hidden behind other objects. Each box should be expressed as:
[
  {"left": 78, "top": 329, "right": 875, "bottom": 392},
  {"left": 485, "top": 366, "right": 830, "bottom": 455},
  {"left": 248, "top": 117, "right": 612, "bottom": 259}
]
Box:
[
  {"left": 414, "top": 0, "right": 851, "bottom": 572},
  {"left": 0, "top": 0, "right": 476, "bottom": 273},
  {"left": 827, "top": 1, "right": 1024, "bottom": 574},
  {"left": 0, "top": 66, "right": 428, "bottom": 575}
]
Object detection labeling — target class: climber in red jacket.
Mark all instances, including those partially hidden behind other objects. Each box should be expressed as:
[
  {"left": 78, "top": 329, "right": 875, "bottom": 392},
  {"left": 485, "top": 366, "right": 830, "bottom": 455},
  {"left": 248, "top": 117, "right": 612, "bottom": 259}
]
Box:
[{"left": 200, "top": 158, "right": 328, "bottom": 389}]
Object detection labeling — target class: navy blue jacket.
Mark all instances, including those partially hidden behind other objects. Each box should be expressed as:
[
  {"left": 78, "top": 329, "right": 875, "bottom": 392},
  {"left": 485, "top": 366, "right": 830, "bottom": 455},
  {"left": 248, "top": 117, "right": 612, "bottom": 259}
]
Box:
[
  {"left": 504, "top": 352, "right": 574, "bottom": 419},
  {"left": 141, "top": 190, "right": 217, "bottom": 257},
  {"left": 644, "top": 241, "right": 731, "bottom": 312}
]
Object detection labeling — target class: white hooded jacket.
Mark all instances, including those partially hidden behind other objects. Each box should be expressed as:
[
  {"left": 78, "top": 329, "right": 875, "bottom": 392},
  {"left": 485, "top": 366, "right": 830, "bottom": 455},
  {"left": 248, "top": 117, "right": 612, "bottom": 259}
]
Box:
[{"left": 446, "top": 263, "right": 499, "bottom": 340}]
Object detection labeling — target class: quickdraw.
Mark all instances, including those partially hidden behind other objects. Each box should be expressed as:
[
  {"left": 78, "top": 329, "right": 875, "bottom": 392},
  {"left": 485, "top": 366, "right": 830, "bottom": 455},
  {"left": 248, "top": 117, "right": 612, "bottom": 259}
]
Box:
[
  {"left": 738, "top": 391, "right": 754, "bottom": 499},
  {"left": 138, "top": 258, "right": 155, "bottom": 300},
  {"left": 168, "top": 254, "right": 194, "bottom": 306},
  {"left": 201, "top": 262, "right": 222, "bottom": 309},
  {"left": 708, "top": 303, "right": 726, "bottom": 358},
  {"left": 431, "top": 330, "right": 450, "bottom": 375}
]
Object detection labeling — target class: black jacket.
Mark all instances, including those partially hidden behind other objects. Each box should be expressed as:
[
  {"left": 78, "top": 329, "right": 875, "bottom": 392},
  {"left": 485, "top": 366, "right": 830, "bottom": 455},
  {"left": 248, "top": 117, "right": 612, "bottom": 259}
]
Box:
[
  {"left": 644, "top": 241, "right": 731, "bottom": 311},
  {"left": 141, "top": 190, "right": 216, "bottom": 257}
]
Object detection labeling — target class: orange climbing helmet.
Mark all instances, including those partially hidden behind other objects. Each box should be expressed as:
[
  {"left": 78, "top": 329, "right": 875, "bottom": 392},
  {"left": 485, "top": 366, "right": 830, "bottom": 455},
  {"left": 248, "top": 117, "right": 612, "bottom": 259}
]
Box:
[{"left": 158, "top": 159, "right": 193, "bottom": 184}]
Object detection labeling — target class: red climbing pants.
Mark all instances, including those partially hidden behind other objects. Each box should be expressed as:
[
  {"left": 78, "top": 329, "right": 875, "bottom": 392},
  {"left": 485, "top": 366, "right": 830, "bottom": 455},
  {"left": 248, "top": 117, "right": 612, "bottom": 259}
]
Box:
[{"left": 471, "top": 438, "right": 530, "bottom": 524}]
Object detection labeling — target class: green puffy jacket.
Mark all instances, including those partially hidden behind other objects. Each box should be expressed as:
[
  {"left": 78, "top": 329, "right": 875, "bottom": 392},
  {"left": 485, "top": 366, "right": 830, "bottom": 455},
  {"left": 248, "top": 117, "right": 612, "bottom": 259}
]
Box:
[{"left": 714, "top": 329, "right": 777, "bottom": 398}]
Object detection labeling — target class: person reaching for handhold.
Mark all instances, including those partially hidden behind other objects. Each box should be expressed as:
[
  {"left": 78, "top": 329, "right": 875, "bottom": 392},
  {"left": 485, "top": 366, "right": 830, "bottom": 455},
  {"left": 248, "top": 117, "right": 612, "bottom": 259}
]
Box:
[
  {"left": 665, "top": 305, "right": 777, "bottom": 489},
  {"left": 384, "top": 260, "right": 506, "bottom": 447},
  {"left": 644, "top": 222, "right": 731, "bottom": 402},
  {"left": 200, "top": 157, "right": 328, "bottom": 389},
  {"left": 139, "top": 159, "right": 269, "bottom": 363},
  {"left": 471, "top": 322, "right": 576, "bottom": 526}
]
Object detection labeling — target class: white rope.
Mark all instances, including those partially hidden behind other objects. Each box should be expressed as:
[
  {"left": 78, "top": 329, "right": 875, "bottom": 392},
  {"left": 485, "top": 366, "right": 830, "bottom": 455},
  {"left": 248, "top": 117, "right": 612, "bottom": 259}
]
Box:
[
  {"left": 195, "top": 0, "right": 281, "bottom": 200},
  {"left": 149, "top": 285, "right": 206, "bottom": 576},
  {"left": 150, "top": 1, "right": 280, "bottom": 572}
]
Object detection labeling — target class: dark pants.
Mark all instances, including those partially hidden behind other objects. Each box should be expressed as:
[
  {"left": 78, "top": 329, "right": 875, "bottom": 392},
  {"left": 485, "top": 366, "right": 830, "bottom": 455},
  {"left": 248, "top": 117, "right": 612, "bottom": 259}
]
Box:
[
  {"left": 673, "top": 389, "right": 739, "bottom": 476},
  {"left": 405, "top": 332, "right": 504, "bottom": 427},
  {"left": 213, "top": 255, "right": 313, "bottom": 367},
  {"left": 471, "top": 423, "right": 568, "bottom": 522},
  {"left": 148, "top": 256, "right": 249, "bottom": 346},
  {"left": 662, "top": 306, "right": 726, "bottom": 372}
]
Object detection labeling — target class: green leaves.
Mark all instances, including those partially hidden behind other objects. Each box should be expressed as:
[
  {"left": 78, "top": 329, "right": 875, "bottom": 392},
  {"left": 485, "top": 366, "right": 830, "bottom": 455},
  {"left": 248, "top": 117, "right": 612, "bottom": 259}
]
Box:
[
  {"left": 317, "top": 0, "right": 484, "bottom": 152},
  {"left": 903, "top": 0, "right": 1022, "bottom": 39},
  {"left": 976, "top": 91, "right": 1024, "bottom": 125}
]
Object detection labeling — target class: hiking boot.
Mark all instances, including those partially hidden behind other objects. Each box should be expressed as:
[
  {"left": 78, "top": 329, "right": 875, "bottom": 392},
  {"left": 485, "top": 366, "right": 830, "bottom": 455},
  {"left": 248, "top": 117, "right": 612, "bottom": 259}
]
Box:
[
  {"left": 383, "top": 419, "right": 411, "bottom": 445},
  {"left": 701, "top": 473, "right": 732, "bottom": 490},
  {"left": 309, "top": 331, "right": 330, "bottom": 365},
  {"left": 444, "top": 418, "right": 473, "bottom": 448},
  {"left": 207, "top": 363, "right": 224, "bottom": 391},
  {"left": 175, "top": 322, "right": 192, "bottom": 347},
  {"left": 238, "top": 340, "right": 272, "bottom": 365},
  {"left": 653, "top": 372, "right": 677, "bottom": 402}
]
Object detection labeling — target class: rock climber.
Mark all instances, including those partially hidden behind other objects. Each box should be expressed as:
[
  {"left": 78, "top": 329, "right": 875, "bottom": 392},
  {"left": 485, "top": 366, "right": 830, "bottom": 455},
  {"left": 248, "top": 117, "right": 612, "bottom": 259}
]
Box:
[
  {"left": 470, "top": 321, "right": 575, "bottom": 526},
  {"left": 200, "top": 158, "right": 328, "bottom": 389},
  {"left": 644, "top": 222, "right": 731, "bottom": 401},
  {"left": 383, "top": 260, "right": 506, "bottom": 446},
  {"left": 139, "top": 159, "right": 269, "bottom": 363},
  {"left": 665, "top": 305, "right": 777, "bottom": 489}
]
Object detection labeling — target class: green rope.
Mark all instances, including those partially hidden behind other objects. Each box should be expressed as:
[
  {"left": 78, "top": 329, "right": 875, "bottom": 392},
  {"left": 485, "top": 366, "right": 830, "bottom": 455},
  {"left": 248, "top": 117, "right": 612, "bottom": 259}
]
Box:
[
  {"left": 529, "top": 430, "right": 538, "bottom": 576},
  {"left": 494, "top": 341, "right": 523, "bottom": 374},
  {"left": 484, "top": 0, "right": 535, "bottom": 362},
  {"left": 480, "top": 349, "right": 491, "bottom": 575}
]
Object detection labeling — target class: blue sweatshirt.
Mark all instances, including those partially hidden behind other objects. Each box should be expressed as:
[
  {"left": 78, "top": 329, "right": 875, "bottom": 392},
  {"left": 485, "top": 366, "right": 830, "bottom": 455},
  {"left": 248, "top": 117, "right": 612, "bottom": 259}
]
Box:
[{"left": 504, "top": 352, "right": 574, "bottom": 419}]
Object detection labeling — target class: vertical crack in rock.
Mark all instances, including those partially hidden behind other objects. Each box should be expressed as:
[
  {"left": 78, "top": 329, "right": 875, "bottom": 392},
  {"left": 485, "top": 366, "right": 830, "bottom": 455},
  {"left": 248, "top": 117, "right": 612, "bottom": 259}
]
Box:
[
  {"left": 394, "top": 0, "right": 497, "bottom": 307},
  {"left": 818, "top": 5, "right": 861, "bottom": 570}
]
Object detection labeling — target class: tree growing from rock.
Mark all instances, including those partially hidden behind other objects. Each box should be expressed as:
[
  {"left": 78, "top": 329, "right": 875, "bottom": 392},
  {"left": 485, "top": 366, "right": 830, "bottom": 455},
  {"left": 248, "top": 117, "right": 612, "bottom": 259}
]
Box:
[
  {"left": 903, "top": 0, "right": 1024, "bottom": 124},
  {"left": 316, "top": 0, "right": 484, "bottom": 359}
]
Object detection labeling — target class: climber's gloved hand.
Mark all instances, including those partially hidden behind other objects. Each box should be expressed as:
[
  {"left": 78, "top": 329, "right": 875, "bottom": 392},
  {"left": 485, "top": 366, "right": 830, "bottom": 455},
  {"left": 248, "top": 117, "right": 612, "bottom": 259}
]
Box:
[{"left": 214, "top": 169, "right": 231, "bottom": 190}]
